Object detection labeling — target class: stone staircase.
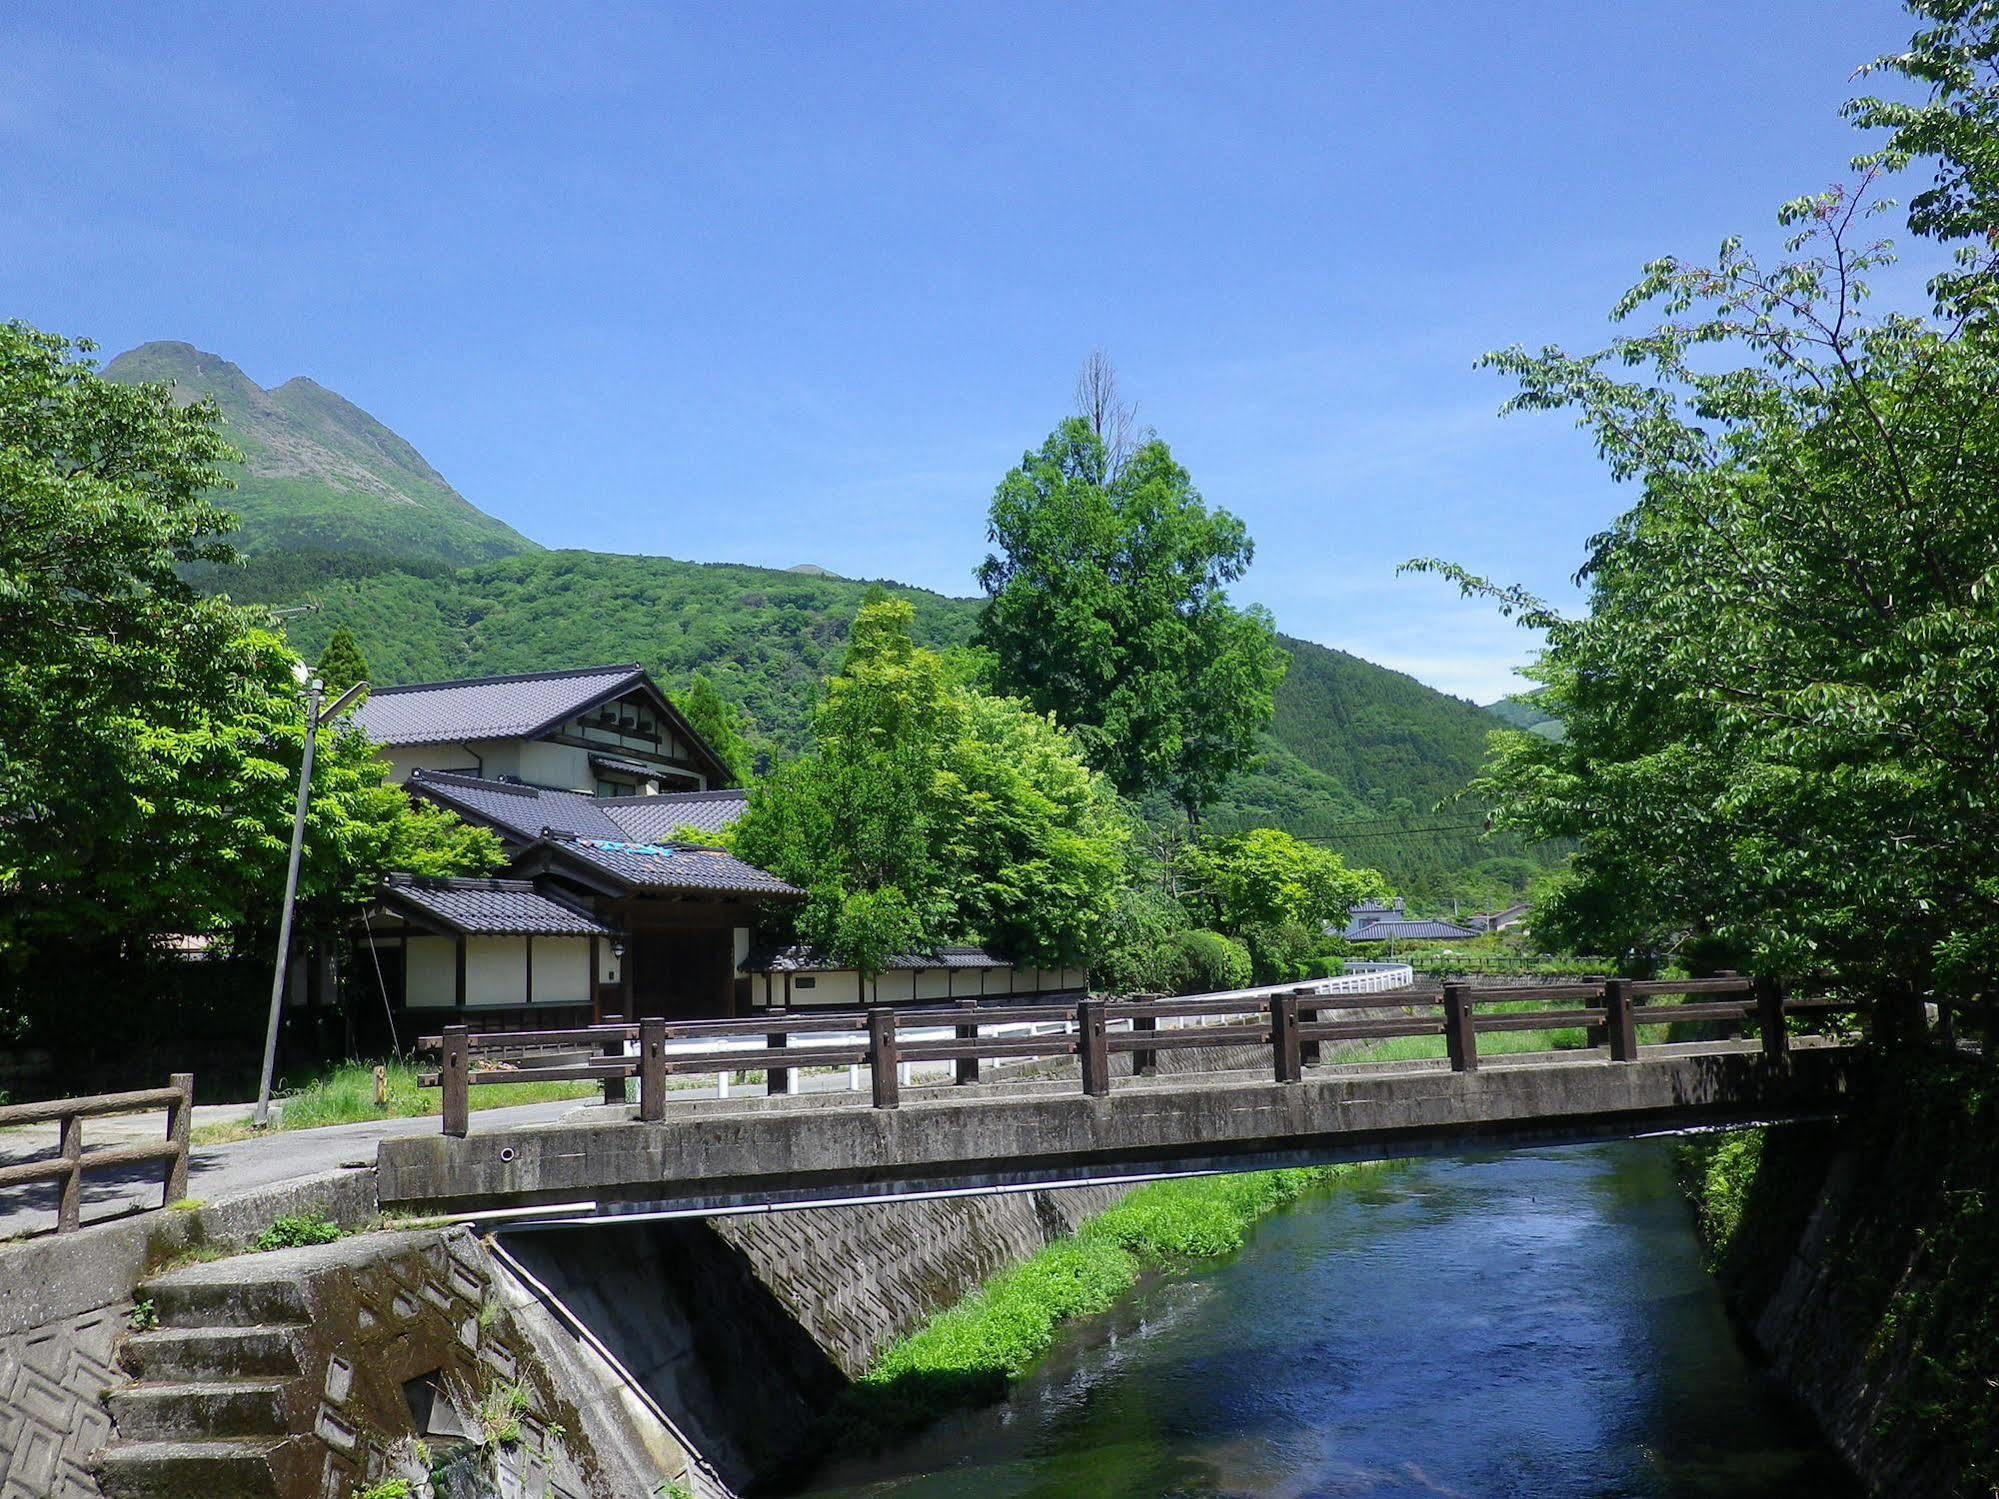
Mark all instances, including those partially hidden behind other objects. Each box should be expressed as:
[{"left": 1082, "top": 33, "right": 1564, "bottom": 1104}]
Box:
[{"left": 96, "top": 1274, "right": 319, "bottom": 1498}]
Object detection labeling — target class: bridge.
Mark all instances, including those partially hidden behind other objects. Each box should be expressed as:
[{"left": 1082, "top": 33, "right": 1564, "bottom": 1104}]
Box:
[{"left": 375, "top": 977, "right": 1866, "bottom": 1217}]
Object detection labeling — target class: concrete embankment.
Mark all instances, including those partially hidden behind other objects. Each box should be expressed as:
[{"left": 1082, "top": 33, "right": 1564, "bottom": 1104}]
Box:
[{"left": 1678, "top": 1053, "right": 1999, "bottom": 1498}]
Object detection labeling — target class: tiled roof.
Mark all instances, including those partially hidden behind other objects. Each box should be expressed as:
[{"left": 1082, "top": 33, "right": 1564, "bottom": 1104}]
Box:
[
  {"left": 352, "top": 665, "right": 644, "bottom": 747},
  {"left": 601, "top": 789, "right": 749, "bottom": 842},
  {"left": 742, "top": 944, "right": 1014, "bottom": 973},
  {"left": 1346, "top": 918, "right": 1482, "bottom": 942},
  {"left": 378, "top": 877, "right": 614, "bottom": 937},
  {"left": 554, "top": 838, "right": 803, "bottom": 899},
  {"left": 588, "top": 752, "right": 663, "bottom": 778},
  {"left": 411, "top": 772, "right": 626, "bottom": 843}
]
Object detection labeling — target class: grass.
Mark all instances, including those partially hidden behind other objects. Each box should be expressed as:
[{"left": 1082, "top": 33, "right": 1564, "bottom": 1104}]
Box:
[
  {"left": 845, "top": 1164, "right": 1380, "bottom": 1443},
  {"left": 192, "top": 1060, "right": 600, "bottom": 1143}
]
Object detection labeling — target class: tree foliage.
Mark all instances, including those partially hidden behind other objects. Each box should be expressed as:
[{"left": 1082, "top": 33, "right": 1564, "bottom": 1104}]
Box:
[
  {"left": 0, "top": 325, "right": 499, "bottom": 983},
  {"left": 1182, "top": 827, "right": 1386, "bottom": 936},
  {"left": 732, "top": 596, "right": 1127, "bottom": 975},
  {"left": 316, "top": 626, "right": 369, "bottom": 696},
  {"left": 1412, "top": 7, "right": 1999, "bottom": 1011},
  {"left": 976, "top": 415, "right": 1288, "bottom": 818},
  {"left": 673, "top": 673, "right": 755, "bottom": 786}
]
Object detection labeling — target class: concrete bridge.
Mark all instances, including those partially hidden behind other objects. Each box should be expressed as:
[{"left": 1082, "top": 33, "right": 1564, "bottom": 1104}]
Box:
[{"left": 376, "top": 978, "right": 1865, "bottom": 1217}]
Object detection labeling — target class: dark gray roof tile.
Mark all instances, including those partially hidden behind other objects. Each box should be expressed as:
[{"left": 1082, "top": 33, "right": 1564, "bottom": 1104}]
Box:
[
  {"left": 412, "top": 773, "right": 626, "bottom": 843},
  {"left": 378, "top": 878, "right": 614, "bottom": 936},
  {"left": 601, "top": 789, "right": 749, "bottom": 841},
  {"left": 353, "top": 665, "right": 643, "bottom": 747},
  {"left": 557, "top": 838, "right": 803, "bottom": 898}
]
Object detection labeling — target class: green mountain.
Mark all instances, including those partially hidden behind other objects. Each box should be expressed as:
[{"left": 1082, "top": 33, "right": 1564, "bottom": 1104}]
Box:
[
  {"left": 101, "top": 342, "right": 538, "bottom": 567},
  {"left": 1485, "top": 692, "right": 1564, "bottom": 741},
  {"left": 131, "top": 342, "right": 1544, "bottom": 901}
]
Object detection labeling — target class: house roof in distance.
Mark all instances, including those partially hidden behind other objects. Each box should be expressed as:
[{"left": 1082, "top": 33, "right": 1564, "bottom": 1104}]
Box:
[
  {"left": 374, "top": 876, "right": 615, "bottom": 937},
  {"left": 1346, "top": 917, "right": 1483, "bottom": 942},
  {"left": 353, "top": 665, "right": 648, "bottom": 748}
]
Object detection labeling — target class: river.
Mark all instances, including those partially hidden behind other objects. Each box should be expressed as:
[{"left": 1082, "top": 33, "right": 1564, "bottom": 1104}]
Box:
[{"left": 789, "top": 1140, "right": 1856, "bottom": 1499}]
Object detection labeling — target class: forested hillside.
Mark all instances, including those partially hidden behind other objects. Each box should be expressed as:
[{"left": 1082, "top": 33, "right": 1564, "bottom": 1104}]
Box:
[
  {"left": 102, "top": 342, "right": 538, "bottom": 567},
  {"left": 120, "top": 338, "right": 1548, "bottom": 905},
  {"left": 210, "top": 547, "right": 1537, "bottom": 902}
]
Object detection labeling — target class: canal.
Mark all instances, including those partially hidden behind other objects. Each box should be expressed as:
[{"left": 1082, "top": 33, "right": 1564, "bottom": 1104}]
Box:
[{"left": 789, "top": 1140, "right": 1856, "bottom": 1498}]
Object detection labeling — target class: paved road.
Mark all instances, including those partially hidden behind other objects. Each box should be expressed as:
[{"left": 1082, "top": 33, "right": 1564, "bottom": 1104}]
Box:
[
  {"left": 0, "top": 1061, "right": 986, "bottom": 1241},
  {"left": 0, "top": 1097, "right": 597, "bottom": 1241}
]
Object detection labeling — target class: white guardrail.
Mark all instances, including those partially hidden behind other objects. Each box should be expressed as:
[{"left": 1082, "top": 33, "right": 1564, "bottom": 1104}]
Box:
[{"left": 638, "top": 963, "right": 1418, "bottom": 1099}]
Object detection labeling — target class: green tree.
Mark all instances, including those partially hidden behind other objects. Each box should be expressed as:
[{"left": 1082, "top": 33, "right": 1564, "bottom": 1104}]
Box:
[
  {"left": 316, "top": 626, "right": 369, "bottom": 697},
  {"left": 733, "top": 596, "right": 1126, "bottom": 975},
  {"left": 976, "top": 414, "right": 1287, "bottom": 819},
  {"left": 0, "top": 325, "right": 499, "bottom": 985},
  {"left": 1182, "top": 827, "right": 1386, "bottom": 934},
  {"left": 1411, "top": 7, "right": 1999, "bottom": 1023},
  {"left": 674, "top": 673, "right": 755, "bottom": 786}
]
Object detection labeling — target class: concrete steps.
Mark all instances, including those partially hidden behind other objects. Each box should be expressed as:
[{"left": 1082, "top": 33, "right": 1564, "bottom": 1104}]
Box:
[
  {"left": 121, "top": 1324, "right": 303, "bottom": 1380},
  {"left": 95, "top": 1437, "right": 301, "bottom": 1498},
  {"left": 97, "top": 1278, "right": 316, "bottom": 1497},
  {"left": 107, "top": 1378, "right": 293, "bottom": 1440}
]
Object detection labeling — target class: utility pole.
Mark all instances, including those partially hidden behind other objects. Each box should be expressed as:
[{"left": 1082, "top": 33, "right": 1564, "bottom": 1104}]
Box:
[{"left": 254, "top": 672, "right": 367, "bottom": 1128}]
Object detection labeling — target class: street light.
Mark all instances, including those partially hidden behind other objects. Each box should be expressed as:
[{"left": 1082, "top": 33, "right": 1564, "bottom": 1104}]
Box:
[{"left": 253, "top": 671, "right": 369, "bottom": 1128}]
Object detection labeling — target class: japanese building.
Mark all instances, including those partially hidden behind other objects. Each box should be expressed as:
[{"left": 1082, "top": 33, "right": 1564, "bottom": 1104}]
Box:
[{"left": 345, "top": 665, "right": 1082, "bottom": 1034}]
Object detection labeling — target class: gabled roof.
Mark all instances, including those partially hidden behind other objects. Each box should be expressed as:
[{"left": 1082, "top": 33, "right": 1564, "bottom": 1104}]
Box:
[
  {"left": 373, "top": 876, "right": 615, "bottom": 937},
  {"left": 742, "top": 943, "right": 1014, "bottom": 973},
  {"left": 515, "top": 834, "right": 804, "bottom": 901},
  {"left": 410, "top": 771, "right": 627, "bottom": 844},
  {"left": 600, "top": 788, "right": 749, "bottom": 842},
  {"left": 351, "top": 663, "right": 730, "bottom": 784},
  {"left": 1346, "top": 918, "right": 1482, "bottom": 942},
  {"left": 353, "top": 665, "right": 647, "bottom": 747}
]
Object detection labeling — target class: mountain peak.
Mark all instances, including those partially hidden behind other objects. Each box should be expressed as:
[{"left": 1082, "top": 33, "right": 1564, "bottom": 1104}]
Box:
[{"left": 102, "top": 341, "right": 536, "bottom": 568}]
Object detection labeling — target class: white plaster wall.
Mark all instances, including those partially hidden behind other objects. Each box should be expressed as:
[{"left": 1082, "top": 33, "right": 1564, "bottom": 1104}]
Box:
[
  {"left": 530, "top": 937, "right": 592, "bottom": 1006},
  {"left": 383, "top": 744, "right": 484, "bottom": 784},
  {"left": 518, "top": 740, "right": 594, "bottom": 793},
  {"left": 913, "top": 969, "right": 951, "bottom": 1001},
  {"left": 407, "top": 936, "right": 456, "bottom": 1008},
  {"left": 465, "top": 936, "right": 526, "bottom": 1006}
]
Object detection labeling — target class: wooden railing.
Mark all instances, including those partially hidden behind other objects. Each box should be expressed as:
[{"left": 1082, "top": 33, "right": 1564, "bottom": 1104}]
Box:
[
  {"left": 417, "top": 977, "right": 1868, "bottom": 1136},
  {"left": 0, "top": 1075, "right": 194, "bottom": 1233}
]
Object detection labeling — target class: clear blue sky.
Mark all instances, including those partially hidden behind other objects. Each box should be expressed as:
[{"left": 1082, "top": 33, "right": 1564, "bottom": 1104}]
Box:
[{"left": 3, "top": 3, "right": 1920, "bottom": 700}]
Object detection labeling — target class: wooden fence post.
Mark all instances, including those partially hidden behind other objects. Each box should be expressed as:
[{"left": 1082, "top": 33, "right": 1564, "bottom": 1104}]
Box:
[
  {"left": 640, "top": 1017, "right": 667, "bottom": 1121},
  {"left": 1443, "top": 982, "right": 1478, "bottom": 1074},
  {"left": 165, "top": 1072, "right": 193, "bottom": 1206},
  {"left": 57, "top": 1112, "right": 81, "bottom": 1233},
  {"left": 766, "top": 1020, "right": 790, "bottom": 1097},
  {"left": 954, "top": 999, "right": 981, "bottom": 1086},
  {"left": 1605, "top": 978, "right": 1637, "bottom": 1062},
  {"left": 1295, "top": 988, "right": 1321, "bottom": 1068},
  {"left": 1132, "top": 1012, "right": 1158, "bottom": 1078},
  {"left": 601, "top": 1016, "right": 626, "bottom": 1106},
  {"left": 1585, "top": 975, "right": 1608, "bottom": 1049},
  {"left": 1754, "top": 976, "right": 1789, "bottom": 1058},
  {"left": 1078, "top": 999, "right": 1110, "bottom": 1097},
  {"left": 1270, "top": 992, "right": 1302, "bottom": 1084},
  {"left": 868, "top": 1008, "right": 900, "bottom": 1109},
  {"left": 441, "top": 1024, "right": 470, "bottom": 1138}
]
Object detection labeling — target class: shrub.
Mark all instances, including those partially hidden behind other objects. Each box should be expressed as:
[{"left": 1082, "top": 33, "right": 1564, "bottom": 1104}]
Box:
[
  {"left": 254, "top": 1212, "right": 343, "bottom": 1251},
  {"left": 1162, "top": 929, "right": 1252, "bottom": 994}
]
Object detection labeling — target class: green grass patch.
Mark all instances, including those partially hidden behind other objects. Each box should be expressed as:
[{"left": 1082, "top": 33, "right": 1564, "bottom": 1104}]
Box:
[
  {"left": 192, "top": 1060, "right": 599, "bottom": 1142},
  {"left": 845, "top": 1164, "right": 1377, "bottom": 1444}
]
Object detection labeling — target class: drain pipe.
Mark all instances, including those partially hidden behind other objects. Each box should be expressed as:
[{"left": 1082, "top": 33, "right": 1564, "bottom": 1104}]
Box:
[{"left": 483, "top": 1232, "right": 735, "bottom": 1499}]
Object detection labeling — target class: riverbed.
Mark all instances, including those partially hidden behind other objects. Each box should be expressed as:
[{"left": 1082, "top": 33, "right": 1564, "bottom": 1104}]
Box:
[{"left": 789, "top": 1140, "right": 1855, "bottom": 1498}]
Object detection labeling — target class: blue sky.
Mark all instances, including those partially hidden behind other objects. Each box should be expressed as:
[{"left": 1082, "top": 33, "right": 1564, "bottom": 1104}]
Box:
[{"left": 3, "top": 3, "right": 1922, "bottom": 700}]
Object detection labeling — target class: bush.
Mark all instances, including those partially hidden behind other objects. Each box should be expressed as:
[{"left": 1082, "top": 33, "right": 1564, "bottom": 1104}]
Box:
[
  {"left": 1090, "top": 886, "right": 1188, "bottom": 995},
  {"left": 1162, "top": 929, "right": 1252, "bottom": 994},
  {"left": 254, "top": 1212, "right": 343, "bottom": 1251},
  {"left": 1239, "top": 920, "right": 1323, "bottom": 985}
]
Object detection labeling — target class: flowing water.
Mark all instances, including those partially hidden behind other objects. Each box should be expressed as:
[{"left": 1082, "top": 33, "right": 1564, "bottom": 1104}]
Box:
[{"left": 789, "top": 1140, "right": 1856, "bottom": 1499}]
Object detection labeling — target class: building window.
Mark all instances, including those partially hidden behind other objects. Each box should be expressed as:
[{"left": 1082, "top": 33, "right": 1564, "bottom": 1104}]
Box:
[{"left": 795, "top": 976, "right": 816, "bottom": 990}]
